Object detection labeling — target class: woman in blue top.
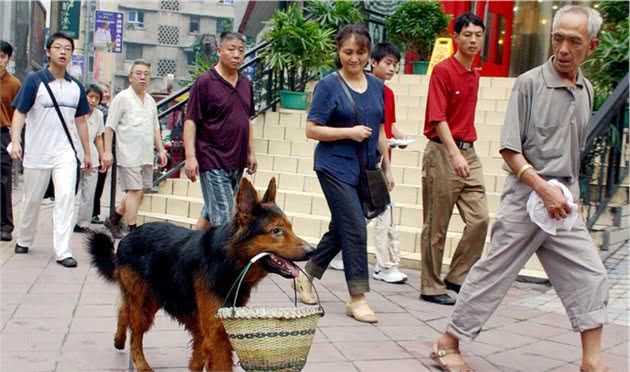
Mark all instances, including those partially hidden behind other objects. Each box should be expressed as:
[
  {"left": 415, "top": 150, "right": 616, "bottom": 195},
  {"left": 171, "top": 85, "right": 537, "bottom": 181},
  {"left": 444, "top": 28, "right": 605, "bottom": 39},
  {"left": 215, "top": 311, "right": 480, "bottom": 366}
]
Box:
[{"left": 295, "top": 24, "right": 395, "bottom": 323}]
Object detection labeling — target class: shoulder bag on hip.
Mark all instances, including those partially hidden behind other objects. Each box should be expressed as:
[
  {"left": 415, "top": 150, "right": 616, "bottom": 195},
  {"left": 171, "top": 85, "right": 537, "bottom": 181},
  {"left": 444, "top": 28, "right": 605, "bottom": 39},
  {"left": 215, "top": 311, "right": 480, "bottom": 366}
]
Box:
[
  {"left": 40, "top": 72, "right": 81, "bottom": 195},
  {"left": 335, "top": 72, "right": 390, "bottom": 219}
]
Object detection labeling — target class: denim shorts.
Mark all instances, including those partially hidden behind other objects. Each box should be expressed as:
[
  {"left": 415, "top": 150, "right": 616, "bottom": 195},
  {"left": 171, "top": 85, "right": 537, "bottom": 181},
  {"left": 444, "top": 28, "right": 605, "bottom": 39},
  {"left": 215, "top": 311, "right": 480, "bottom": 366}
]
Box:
[{"left": 199, "top": 168, "right": 244, "bottom": 226}]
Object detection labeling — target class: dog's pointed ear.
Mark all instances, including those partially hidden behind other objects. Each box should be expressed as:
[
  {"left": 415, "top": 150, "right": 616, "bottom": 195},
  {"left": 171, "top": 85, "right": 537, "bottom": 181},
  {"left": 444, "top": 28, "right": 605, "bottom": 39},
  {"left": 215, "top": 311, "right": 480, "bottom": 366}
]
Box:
[
  {"left": 261, "top": 177, "right": 276, "bottom": 203},
  {"left": 236, "top": 178, "right": 258, "bottom": 220}
]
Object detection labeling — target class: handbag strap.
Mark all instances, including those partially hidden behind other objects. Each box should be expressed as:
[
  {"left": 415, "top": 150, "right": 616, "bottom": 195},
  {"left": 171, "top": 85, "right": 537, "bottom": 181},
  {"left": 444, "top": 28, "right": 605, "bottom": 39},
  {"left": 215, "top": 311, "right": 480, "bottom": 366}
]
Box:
[
  {"left": 40, "top": 71, "right": 80, "bottom": 164},
  {"left": 334, "top": 72, "right": 368, "bottom": 169}
]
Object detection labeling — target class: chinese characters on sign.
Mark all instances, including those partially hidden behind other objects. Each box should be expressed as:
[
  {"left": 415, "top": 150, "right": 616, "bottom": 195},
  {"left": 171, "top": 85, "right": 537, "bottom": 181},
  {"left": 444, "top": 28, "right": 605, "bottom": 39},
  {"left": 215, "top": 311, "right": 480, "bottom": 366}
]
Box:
[
  {"left": 94, "top": 10, "right": 124, "bottom": 53},
  {"left": 60, "top": 0, "right": 81, "bottom": 39}
]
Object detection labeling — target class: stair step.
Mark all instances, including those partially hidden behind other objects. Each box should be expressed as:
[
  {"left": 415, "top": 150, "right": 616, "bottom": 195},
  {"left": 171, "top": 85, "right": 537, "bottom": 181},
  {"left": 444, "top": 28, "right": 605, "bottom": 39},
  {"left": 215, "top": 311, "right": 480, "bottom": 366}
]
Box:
[{"left": 146, "top": 182, "right": 501, "bottom": 231}]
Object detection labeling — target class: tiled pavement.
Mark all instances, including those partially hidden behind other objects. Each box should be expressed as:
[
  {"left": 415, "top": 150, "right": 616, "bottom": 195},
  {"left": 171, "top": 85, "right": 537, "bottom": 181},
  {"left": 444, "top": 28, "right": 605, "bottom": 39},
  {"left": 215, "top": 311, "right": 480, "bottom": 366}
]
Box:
[{"left": 0, "top": 193, "right": 628, "bottom": 371}]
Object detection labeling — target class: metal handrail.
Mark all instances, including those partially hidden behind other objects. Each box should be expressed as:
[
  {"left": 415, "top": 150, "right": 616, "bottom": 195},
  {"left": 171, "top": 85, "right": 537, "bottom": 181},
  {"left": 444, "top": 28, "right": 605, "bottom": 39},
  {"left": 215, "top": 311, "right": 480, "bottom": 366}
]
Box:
[
  {"left": 581, "top": 74, "right": 629, "bottom": 163},
  {"left": 579, "top": 73, "right": 629, "bottom": 231}
]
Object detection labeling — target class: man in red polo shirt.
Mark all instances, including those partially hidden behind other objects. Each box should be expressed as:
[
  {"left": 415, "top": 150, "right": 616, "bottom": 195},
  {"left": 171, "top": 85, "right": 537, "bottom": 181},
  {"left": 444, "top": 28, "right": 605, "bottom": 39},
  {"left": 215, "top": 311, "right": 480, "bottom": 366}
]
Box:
[{"left": 420, "top": 13, "right": 489, "bottom": 305}]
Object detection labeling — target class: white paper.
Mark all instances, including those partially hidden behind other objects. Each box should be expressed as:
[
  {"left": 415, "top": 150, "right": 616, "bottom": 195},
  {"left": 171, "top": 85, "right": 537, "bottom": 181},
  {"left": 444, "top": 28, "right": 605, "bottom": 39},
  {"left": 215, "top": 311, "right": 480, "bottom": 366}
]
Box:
[
  {"left": 388, "top": 138, "right": 417, "bottom": 148},
  {"left": 526, "top": 179, "right": 578, "bottom": 235},
  {"left": 6, "top": 142, "right": 11, "bottom": 154}
]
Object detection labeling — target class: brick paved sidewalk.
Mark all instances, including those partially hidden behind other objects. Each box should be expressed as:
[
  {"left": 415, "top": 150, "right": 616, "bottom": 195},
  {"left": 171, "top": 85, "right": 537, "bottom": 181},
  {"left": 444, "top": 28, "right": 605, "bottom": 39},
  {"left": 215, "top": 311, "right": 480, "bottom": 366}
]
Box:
[{"left": 0, "top": 198, "right": 628, "bottom": 371}]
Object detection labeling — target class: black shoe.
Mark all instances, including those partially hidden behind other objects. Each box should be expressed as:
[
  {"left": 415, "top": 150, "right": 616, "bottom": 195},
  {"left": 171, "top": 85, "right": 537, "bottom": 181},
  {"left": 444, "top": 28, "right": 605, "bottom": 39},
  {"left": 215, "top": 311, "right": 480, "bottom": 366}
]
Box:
[
  {"left": 1, "top": 231, "right": 12, "bottom": 241},
  {"left": 104, "top": 216, "right": 123, "bottom": 239},
  {"left": 14, "top": 244, "right": 28, "bottom": 254},
  {"left": 420, "top": 294, "right": 456, "bottom": 306},
  {"left": 73, "top": 225, "right": 90, "bottom": 233},
  {"left": 445, "top": 280, "right": 462, "bottom": 293},
  {"left": 91, "top": 216, "right": 103, "bottom": 225},
  {"left": 15, "top": 244, "right": 28, "bottom": 254},
  {"left": 56, "top": 257, "right": 77, "bottom": 268}
]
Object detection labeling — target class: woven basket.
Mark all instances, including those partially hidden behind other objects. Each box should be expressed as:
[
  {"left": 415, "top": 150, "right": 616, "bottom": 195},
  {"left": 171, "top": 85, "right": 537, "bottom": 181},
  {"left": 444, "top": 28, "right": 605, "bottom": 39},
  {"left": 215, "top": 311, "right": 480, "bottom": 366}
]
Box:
[{"left": 216, "top": 253, "right": 324, "bottom": 372}]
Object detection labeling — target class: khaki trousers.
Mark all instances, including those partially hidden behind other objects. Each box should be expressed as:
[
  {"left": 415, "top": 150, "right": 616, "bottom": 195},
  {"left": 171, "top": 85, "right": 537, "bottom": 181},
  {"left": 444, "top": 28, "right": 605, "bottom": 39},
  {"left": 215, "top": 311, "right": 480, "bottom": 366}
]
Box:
[
  {"left": 421, "top": 141, "right": 489, "bottom": 295},
  {"left": 447, "top": 176, "right": 609, "bottom": 340}
]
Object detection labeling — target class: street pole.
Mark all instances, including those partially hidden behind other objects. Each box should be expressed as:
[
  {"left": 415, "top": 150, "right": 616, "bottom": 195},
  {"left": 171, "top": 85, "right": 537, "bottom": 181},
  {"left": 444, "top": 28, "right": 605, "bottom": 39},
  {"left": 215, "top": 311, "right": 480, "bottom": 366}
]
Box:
[{"left": 83, "top": 0, "right": 91, "bottom": 85}]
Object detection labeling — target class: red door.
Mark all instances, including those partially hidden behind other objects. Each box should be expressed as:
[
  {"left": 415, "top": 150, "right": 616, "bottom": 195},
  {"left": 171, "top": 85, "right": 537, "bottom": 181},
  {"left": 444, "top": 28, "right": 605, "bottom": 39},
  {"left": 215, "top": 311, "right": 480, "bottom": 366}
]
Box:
[{"left": 475, "top": 1, "right": 514, "bottom": 77}]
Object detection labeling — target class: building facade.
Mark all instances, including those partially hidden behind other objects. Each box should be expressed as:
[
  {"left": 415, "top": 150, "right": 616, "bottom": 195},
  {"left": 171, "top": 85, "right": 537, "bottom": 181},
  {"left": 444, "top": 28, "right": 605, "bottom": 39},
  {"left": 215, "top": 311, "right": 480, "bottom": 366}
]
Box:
[{"left": 95, "top": 0, "right": 235, "bottom": 93}]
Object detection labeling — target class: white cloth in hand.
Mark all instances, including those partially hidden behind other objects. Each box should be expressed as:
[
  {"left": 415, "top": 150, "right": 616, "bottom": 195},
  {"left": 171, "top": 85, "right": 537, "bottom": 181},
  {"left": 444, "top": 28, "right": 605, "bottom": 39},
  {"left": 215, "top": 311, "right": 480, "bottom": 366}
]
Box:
[{"left": 527, "top": 179, "right": 578, "bottom": 235}]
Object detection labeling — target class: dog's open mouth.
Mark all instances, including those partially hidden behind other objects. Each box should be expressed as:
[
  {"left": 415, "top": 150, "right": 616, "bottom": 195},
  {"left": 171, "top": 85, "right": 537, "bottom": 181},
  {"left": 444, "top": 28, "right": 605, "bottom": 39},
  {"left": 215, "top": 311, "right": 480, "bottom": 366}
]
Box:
[{"left": 262, "top": 254, "right": 300, "bottom": 278}]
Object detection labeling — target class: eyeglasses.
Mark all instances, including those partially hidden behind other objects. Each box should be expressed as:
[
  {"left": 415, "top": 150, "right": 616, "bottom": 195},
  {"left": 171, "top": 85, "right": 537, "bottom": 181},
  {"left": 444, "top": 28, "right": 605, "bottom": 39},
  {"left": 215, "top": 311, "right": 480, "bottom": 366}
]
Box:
[{"left": 51, "top": 45, "right": 73, "bottom": 52}]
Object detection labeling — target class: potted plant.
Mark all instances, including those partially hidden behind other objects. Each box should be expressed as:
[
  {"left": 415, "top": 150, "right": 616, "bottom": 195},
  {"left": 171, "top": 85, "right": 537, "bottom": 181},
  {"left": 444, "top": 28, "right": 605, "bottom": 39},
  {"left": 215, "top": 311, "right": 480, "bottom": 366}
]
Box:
[
  {"left": 260, "top": 4, "right": 336, "bottom": 109},
  {"left": 386, "top": 1, "right": 450, "bottom": 75},
  {"left": 305, "top": 0, "right": 365, "bottom": 77}
]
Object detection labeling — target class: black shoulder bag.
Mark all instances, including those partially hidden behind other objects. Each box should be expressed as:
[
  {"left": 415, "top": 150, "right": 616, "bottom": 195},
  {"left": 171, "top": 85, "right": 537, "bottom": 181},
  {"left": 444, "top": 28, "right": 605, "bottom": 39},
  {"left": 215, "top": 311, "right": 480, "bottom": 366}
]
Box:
[
  {"left": 335, "top": 72, "right": 390, "bottom": 219},
  {"left": 41, "top": 73, "right": 81, "bottom": 196}
]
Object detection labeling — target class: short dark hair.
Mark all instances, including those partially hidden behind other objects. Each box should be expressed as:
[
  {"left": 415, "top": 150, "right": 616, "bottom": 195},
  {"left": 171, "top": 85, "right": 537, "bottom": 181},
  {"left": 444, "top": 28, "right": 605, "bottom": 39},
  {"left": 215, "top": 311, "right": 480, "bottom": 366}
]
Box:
[
  {"left": 219, "top": 31, "right": 246, "bottom": 46},
  {"left": 0, "top": 40, "right": 13, "bottom": 58},
  {"left": 46, "top": 32, "right": 75, "bottom": 51},
  {"left": 335, "top": 24, "right": 371, "bottom": 69},
  {"left": 86, "top": 83, "right": 104, "bottom": 102},
  {"left": 371, "top": 42, "right": 401, "bottom": 63},
  {"left": 454, "top": 13, "right": 485, "bottom": 33}
]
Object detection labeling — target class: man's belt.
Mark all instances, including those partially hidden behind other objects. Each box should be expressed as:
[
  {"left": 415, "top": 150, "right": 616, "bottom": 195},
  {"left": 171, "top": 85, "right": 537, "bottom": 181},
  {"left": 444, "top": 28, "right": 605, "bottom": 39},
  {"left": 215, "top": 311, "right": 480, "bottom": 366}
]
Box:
[{"left": 430, "top": 137, "right": 474, "bottom": 150}]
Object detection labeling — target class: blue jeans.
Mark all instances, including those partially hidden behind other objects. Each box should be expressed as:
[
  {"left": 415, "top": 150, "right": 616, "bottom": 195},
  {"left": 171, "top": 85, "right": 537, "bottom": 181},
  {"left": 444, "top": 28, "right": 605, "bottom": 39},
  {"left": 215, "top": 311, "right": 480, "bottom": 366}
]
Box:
[
  {"left": 199, "top": 168, "right": 244, "bottom": 226},
  {"left": 305, "top": 171, "right": 369, "bottom": 295}
]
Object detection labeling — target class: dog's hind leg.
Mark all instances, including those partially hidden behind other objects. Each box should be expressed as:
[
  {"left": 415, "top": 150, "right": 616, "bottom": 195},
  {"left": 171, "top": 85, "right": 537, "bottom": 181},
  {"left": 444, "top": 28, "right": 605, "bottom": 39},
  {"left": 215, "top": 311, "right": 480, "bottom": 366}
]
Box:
[
  {"left": 114, "top": 294, "right": 129, "bottom": 350},
  {"left": 177, "top": 315, "right": 205, "bottom": 371},
  {"left": 128, "top": 298, "right": 159, "bottom": 372},
  {"left": 119, "top": 267, "right": 159, "bottom": 372}
]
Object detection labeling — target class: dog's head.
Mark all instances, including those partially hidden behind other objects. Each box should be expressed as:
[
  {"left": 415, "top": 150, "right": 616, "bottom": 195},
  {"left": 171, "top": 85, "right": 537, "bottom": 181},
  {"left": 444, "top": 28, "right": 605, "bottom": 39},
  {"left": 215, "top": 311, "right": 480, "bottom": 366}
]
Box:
[{"left": 230, "top": 177, "right": 315, "bottom": 279}]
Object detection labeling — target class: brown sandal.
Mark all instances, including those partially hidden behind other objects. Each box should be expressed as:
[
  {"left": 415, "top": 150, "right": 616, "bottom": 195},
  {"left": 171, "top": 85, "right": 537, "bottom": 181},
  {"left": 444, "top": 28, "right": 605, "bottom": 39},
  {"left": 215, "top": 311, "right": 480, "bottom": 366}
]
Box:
[
  {"left": 293, "top": 272, "right": 317, "bottom": 305},
  {"left": 429, "top": 344, "right": 475, "bottom": 372},
  {"left": 345, "top": 298, "right": 378, "bottom": 323}
]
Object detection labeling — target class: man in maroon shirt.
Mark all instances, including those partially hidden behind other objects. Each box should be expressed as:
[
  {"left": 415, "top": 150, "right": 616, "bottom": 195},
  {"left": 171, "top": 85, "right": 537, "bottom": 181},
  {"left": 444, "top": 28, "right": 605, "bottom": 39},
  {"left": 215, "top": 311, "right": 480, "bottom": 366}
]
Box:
[
  {"left": 420, "top": 13, "right": 489, "bottom": 305},
  {"left": 183, "top": 32, "right": 256, "bottom": 229}
]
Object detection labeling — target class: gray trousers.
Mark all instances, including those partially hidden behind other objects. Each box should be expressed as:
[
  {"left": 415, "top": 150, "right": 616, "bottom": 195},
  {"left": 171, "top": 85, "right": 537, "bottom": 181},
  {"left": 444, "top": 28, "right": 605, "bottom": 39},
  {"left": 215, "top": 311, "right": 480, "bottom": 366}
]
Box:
[{"left": 447, "top": 176, "right": 609, "bottom": 342}]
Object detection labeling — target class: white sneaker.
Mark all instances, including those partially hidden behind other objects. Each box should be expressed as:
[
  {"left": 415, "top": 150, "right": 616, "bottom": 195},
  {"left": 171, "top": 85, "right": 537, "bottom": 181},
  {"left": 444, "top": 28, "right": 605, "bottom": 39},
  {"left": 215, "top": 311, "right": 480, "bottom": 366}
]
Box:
[
  {"left": 373, "top": 266, "right": 407, "bottom": 283},
  {"left": 329, "top": 259, "right": 344, "bottom": 270}
]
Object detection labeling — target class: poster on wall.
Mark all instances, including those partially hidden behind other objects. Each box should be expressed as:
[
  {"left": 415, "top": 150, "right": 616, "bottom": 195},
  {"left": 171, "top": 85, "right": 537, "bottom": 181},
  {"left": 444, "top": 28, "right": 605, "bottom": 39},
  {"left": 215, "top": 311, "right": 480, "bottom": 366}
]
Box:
[
  {"left": 94, "top": 10, "right": 124, "bottom": 53},
  {"left": 68, "top": 54, "right": 84, "bottom": 80}
]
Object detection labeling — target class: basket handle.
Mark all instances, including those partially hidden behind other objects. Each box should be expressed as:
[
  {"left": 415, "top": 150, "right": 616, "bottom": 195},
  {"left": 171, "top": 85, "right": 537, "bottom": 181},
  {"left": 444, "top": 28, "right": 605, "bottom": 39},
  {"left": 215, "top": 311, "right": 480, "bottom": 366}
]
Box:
[{"left": 219, "top": 252, "right": 324, "bottom": 317}]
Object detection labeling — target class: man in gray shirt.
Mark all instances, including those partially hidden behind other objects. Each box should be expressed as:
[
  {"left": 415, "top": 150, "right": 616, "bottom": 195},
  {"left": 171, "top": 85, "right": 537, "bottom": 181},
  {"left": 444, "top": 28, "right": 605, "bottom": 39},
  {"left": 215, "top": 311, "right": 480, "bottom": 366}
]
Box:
[{"left": 429, "top": 6, "right": 610, "bottom": 372}]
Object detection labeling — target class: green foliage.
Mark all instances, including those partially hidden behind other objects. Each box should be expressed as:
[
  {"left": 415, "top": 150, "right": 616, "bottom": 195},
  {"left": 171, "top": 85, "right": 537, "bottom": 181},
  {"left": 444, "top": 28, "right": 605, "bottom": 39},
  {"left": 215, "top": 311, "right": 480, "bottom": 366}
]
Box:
[
  {"left": 305, "top": 0, "right": 365, "bottom": 31},
  {"left": 259, "top": 4, "right": 336, "bottom": 91},
  {"left": 583, "top": 3, "right": 629, "bottom": 108},
  {"left": 385, "top": 1, "right": 450, "bottom": 60},
  {"left": 598, "top": 1, "right": 628, "bottom": 25}
]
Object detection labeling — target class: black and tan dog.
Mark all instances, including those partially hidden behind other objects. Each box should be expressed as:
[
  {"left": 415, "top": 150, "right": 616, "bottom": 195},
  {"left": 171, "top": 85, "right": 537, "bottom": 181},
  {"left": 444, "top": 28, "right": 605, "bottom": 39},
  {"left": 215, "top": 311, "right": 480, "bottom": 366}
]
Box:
[{"left": 88, "top": 178, "right": 315, "bottom": 371}]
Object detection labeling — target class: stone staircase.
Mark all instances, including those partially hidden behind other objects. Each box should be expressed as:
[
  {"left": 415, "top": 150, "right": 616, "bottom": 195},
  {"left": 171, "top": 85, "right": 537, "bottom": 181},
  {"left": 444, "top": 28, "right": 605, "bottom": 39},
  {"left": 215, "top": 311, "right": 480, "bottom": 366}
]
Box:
[{"left": 137, "top": 74, "right": 627, "bottom": 280}]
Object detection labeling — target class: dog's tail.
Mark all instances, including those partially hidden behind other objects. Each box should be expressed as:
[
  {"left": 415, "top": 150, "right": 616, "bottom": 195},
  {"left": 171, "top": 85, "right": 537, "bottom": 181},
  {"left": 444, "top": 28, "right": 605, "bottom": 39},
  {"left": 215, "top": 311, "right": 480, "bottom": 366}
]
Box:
[{"left": 87, "top": 232, "right": 118, "bottom": 283}]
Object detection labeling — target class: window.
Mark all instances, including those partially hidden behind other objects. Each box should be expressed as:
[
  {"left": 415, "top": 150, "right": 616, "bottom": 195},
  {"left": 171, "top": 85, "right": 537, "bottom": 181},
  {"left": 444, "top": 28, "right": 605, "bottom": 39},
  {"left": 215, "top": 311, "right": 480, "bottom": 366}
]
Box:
[
  {"left": 189, "top": 16, "right": 200, "bottom": 33},
  {"left": 126, "top": 44, "right": 143, "bottom": 61},
  {"left": 185, "top": 51, "right": 196, "bottom": 65},
  {"left": 157, "top": 59, "right": 177, "bottom": 77},
  {"left": 160, "top": 0, "right": 179, "bottom": 11},
  {"left": 128, "top": 10, "right": 144, "bottom": 28},
  {"left": 158, "top": 25, "right": 180, "bottom": 45}
]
